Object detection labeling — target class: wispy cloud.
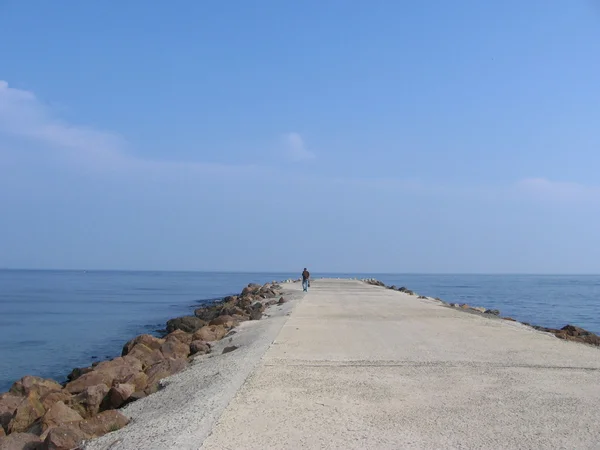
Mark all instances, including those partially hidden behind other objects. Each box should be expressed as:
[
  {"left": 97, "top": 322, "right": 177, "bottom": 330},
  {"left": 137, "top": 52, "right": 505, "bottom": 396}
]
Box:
[
  {"left": 0, "top": 81, "right": 127, "bottom": 169},
  {"left": 515, "top": 177, "right": 600, "bottom": 202},
  {"left": 0, "top": 80, "right": 262, "bottom": 176},
  {"left": 283, "top": 132, "right": 315, "bottom": 162}
]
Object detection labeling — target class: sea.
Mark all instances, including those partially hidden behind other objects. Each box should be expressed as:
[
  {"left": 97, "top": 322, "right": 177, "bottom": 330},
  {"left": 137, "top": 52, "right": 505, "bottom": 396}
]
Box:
[{"left": 1, "top": 270, "right": 599, "bottom": 392}]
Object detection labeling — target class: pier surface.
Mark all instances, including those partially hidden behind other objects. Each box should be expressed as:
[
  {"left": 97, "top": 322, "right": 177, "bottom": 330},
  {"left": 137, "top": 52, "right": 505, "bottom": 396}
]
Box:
[{"left": 201, "top": 279, "right": 600, "bottom": 449}]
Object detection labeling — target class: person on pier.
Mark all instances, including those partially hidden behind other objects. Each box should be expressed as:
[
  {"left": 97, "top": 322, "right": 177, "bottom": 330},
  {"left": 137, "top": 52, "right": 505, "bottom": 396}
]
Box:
[{"left": 302, "top": 268, "right": 310, "bottom": 292}]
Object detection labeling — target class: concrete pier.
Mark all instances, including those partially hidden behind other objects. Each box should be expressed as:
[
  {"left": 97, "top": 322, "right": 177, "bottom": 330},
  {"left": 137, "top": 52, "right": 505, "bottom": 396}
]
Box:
[{"left": 201, "top": 279, "right": 600, "bottom": 449}]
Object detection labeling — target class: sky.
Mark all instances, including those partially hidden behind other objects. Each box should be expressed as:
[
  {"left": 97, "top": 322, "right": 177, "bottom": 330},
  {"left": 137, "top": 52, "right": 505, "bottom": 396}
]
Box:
[{"left": 1, "top": 1, "right": 599, "bottom": 273}]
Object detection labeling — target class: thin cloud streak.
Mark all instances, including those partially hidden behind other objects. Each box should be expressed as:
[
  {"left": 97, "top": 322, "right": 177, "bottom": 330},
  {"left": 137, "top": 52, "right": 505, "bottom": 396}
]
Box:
[
  {"left": 283, "top": 132, "right": 315, "bottom": 161},
  {"left": 0, "top": 80, "right": 261, "bottom": 176}
]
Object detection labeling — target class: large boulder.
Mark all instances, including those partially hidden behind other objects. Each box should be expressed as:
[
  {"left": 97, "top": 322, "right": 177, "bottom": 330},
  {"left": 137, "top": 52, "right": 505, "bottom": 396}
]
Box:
[
  {"left": 8, "top": 393, "right": 46, "bottom": 434},
  {"left": 221, "top": 306, "right": 249, "bottom": 319},
  {"left": 70, "top": 384, "right": 109, "bottom": 418},
  {"left": 237, "top": 296, "right": 253, "bottom": 308},
  {"left": 39, "top": 392, "right": 72, "bottom": 411},
  {"left": 94, "top": 356, "right": 142, "bottom": 374},
  {"left": 241, "top": 284, "right": 261, "bottom": 296},
  {"left": 166, "top": 316, "right": 206, "bottom": 333},
  {"left": 122, "top": 371, "right": 148, "bottom": 392},
  {"left": 208, "top": 315, "right": 237, "bottom": 328},
  {"left": 66, "top": 366, "right": 93, "bottom": 382},
  {"left": 192, "top": 325, "right": 227, "bottom": 342},
  {"left": 0, "top": 432, "right": 42, "bottom": 450},
  {"left": 9, "top": 377, "right": 62, "bottom": 399},
  {"left": 189, "top": 340, "right": 211, "bottom": 356},
  {"left": 125, "top": 344, "right": 165, "bottom": 370},
  {"left": 77, "top": 410, "right": 129, "bottom": 438},
  {"left": 103, "top": 384, "right": 135, "bottom": 410},
  {"left": 0, "top": 393, "right": 22, "bottom": 434},
  {"left": 42, "top": 410, "right": 129, "bottom": 450},
  {"left": 559, "top": 325, "right": 600, "bottom": 346},
  {"left": 144, "top": 359, "right": 187, "bottom": 395},
  {"left": 122, "top": 334, "right": 165, "bottom": 356},
  {"left": 64, "top": 371, "right": 113, "bottom": 395},
  {"left": 249, "top": 309, "right": 263, "bottom": 321},
  {"left": 160, "top": 337, "right": 190, "bottom": 360},
  {"left": 194, "top": 306, "right": 221, "bottom": 322},
  {"left": 85, "top": 357, "right": 143, "bottom": 388},
  {"left": 36, "top": 401, "right": 83, "bottom": 438},
  {"left": 43, "top": 424, "right": 85, "bottom": 450},
  {"left": 164, "top": 330, "right": 193, "bottom": 345}
]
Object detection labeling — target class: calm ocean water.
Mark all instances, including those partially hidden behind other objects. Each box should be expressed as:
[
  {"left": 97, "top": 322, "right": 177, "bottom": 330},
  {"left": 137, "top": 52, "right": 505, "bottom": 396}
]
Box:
[{"left": 1, "top": 271, "right": 599, "bottom": 392}]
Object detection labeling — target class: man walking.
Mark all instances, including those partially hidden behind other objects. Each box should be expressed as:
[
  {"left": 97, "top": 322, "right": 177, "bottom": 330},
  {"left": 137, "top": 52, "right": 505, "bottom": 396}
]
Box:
[{"left": 302, "top": 268, "right": 310, "bottom": 292}]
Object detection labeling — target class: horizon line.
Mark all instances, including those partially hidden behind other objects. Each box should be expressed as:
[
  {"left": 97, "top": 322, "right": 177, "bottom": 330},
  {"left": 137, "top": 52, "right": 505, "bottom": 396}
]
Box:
[{"left": 1, "top": 268, "right": 599, "bottom": 276}]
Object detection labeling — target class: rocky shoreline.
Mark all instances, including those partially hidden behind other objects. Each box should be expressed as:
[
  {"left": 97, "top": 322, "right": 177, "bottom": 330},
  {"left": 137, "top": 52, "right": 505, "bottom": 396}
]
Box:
[
  {"left": 363, "top": 278, "right": 600, "bottom": 347},
  {"left": 0, "top": 281, "right": 288, "bottom": 450}
]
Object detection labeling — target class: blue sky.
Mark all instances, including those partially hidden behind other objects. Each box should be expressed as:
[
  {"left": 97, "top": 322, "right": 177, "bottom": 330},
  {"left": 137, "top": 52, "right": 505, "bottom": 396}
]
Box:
[{"left": 1, "top": 1, "right": 599, "bottom": 273}]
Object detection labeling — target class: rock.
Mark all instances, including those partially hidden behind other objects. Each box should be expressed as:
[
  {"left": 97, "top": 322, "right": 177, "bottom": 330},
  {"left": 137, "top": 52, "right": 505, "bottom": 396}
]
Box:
[
  {"left": 166, "top": 316, "right": 206, "bottom": 333},
  {"left": 417, "top": 295, "right": 427, "bottom": 299},
  {"left": 237, "top": 296, "right": 253, "bottom": 308},
  {"left": 503, "top": 317, "right": 516, "bottom": 321},
  {"left": 192, "top": 325, "right": 227, "bottom": 342},
  {"left": 66, "top": 367, "right": 93, "bottom": 382},
  {"left": 0, "top": 432, "right": 42, "bottom": 450},
  {"left": 9, "top": 377, "right": 62, "bottom": 399},
  {"left": 194, "top": 306, "right": 220, "bottom": 322},
  {"left": 70, "top": 384, "right": 109, "bottom": 418},
  {"left": 459, "top": 304, "right": 470, "bottom": 309},
  {"left": 558, "top": 325, "right": 600, "bottom": 346},
  {"left": 221, "top": 306, "right": 248, "bottom": 319},
  {"left": 189, "top": 340, "right": 211, "bottom": 356},
  {"left": 122, "top": 371, "right": 148, "bottom": 392},
  {"left": 485, "top": 309, "right": 500, "bottom": 315},
  {"left": 208, "top": 315, "right": 237, "bottom": 328},
  {"left": 266, "top": 300, "right": 278, "bottom": 306},
  {"left": 144, "top": 359, "right": 187, "bottom": 395},
  {"left": 241, "top": 284, "right": 260, "bottom": 296},
  {"left": 122, "top": 334, "right": 165, "bottom": 357},
  {"left": 36, "top": 401, "right": 82, "bottom": 438},
  {"left": 164, "top": 330, "right": 193, "bottom": 345},
  {"left": 562, "top": 325, "right": 589, "bottom": 336},
  {"left": 43, "top": 424, "right": 85, "bottom": 450},
  {"left": 471, "top": 307, "right": 487, "bottom": 313},
  {"left": 39, "top": 392, "right": 72, "bottom": 412},
  {"left": 222, "top": 346, "right": 238, "bottom": 354},
  {"left": 0, "top": 428, "right": 3, "bottom": 438},
  {"left": 104, "top": 384, "right": 135, "bottom": 409},
  {"left": 78, "top": 410, "right": 129, "bottom": 438},
  {"left": 160, "top": 338, "right": 190, "bottom": 360},
  {"left": 64, "top": 371, "right": 113, "bottom": 395},
  {"left": 8, "top": 393, "right": 46, "bottom": 434},
  {"left": 249, "top": 309, "right": 263, "bottom": 321},
  {"left": 125, "top": 344, "right": 165, "bottom": 370},
  {"left": 278, "top": 297, "right": 287, "bottom": 305},
  {"left": 128, "top": 391, "right": 146, "bottom": 403},
  {"left": 90, "top": 357, "right": 143, "bottom": 385},
  {"left": 0, "top": 393, "right": 22, "bottom": 434}
]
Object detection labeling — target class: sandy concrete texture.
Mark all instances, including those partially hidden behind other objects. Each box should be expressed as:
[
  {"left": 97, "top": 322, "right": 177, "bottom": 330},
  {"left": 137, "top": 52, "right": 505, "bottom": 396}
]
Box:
[{"left": 201, "top": 279, "right": 600, "bottom": 450}]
